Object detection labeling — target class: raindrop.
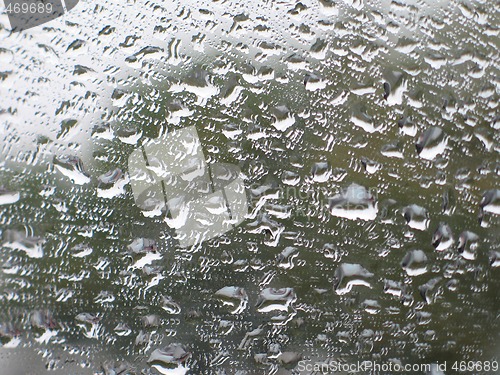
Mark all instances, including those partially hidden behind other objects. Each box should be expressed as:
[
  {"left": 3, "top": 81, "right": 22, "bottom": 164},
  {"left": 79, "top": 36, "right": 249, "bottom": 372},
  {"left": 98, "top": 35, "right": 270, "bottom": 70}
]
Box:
[
  {"left": 0, "top": 187, "right": 20, "bottom": 205},
  {"left": 148, "top": 343, "right": 191, "bottom": 375},
  {"left": 419, "top": 277, "right": 443, "bottom": 304},
  {"left": 97, "top": 168, "right": 129, "bottom": 198},
  {"left": 403, "top": 204, "right": 429, "bottom": 231},
  {"left": 457, "top": 231, "right": 480, "bottom": 260},
  {"left": 255, "top": 288, "right": 296, "bottom": 313},
  {"left": 70, "top": 243, "right": 93, "bottom": 258},
  {"left": 432, "top": 223, "right": 454, "bottom": 251},
  {"left": 271, "top": 105, "right": 296, "bottom": 131},
  {"left": 415, "top": 127, "right": 448, "bottom": 161},
  {"left": 276, "top": 246, "right": 299, "bottom": 269},
  {"left": 214, "top": 287, "right": 248, "bottom": 314},
  {"left": 161, "top": 296, "right": 182, "bottom": 315},
  {"left": 2, "top": 229, "right": 44, "bottom": 258},
  {"left": 53, "top": 155, "right": 91, "bottom": 185},
  {"left": 277, "top": 351, "right": 302, "bottom": 366},
  {"left": 328, "top": 184, "right": 378, "bottom": 221},
  {"left": 127, "top": 238, "right": 158, "bottom": 254},
  {"left": 401, "top": 250, "right": 428, "bottom": 276},
  {"left": 311, "top": 162, "right": 331, "bottom": 183},
  {"left": 333, "top": 263, "right": 374, "bottom": 295}
]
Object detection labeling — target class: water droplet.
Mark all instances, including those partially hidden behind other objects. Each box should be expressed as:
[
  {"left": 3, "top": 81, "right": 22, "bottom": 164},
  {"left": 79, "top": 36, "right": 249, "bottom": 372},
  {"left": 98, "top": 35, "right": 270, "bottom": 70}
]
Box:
[
  {"left": 401, "top": 250, "right": 428, "bottom": 276},
  {"left": 214, "top": 287, "right": 248, "bottom": 314},
  {"left": 148, "top": 344, "right": 191, "bottom": 375},
  {"left": 403, "top": 204, "right": 430, "bottom": 231},
  {"left": 161, "top": 296, "right": 181, "bottom": 314},
  {"left": 328, "top": 184, "right": 378, "bottom": 221},
  {"left": 415, "top": 127, "right": 448, "bottom": 161},
  {"left": 419, "top": 277, "right": 443, "bottom": 304},
  {"left": 2, "top": 229, "right": 44, "bottom": 258},
  {"left": 0, "top": 187, "right": 20, "bottom": 205},
  {"left": 127, "top": 238, "right": 158, "bottom": 254},
  {"left": 53, "top": 155, "right": 91, "bottom": 185},
  {"left": 432, "top": 222, "right": 454, "bottom": 251},
  {"left": 310, "top": 161, "right": 331, "bottom": 183},
  {"left": 255, "top": 288, "right": 296, "bottom": 313},
  {"left": 271, "top": 105, "right": 296, "bottom": 131},
  {"left": 276, "top": 246, "right": 299, "bottom": 269},
  {"left": 278, "top": 351, "right": 302, "bottom": 365},
  {"left": 334, "top": 263, "right": 374, "bottom": 295},
  {"left": 70, "top": 243, "right": 93, "bottom": 258},
  {"left": 457, "top": 231, "right": 480, "bottom": 260},
  {"left": 96, "top": 168, "right": 128, "bottom": 198}
]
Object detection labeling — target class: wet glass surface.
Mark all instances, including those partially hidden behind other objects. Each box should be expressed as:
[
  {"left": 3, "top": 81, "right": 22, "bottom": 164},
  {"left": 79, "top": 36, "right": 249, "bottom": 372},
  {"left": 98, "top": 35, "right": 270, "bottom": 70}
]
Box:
[{"left": 0, "top": 0, "right": 499, "bottom": 373}]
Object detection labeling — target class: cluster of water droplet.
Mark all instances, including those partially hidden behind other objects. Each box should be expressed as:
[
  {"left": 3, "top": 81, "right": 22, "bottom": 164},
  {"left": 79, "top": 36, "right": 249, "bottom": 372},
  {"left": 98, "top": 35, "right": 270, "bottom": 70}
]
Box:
[{"left": 0, "top": 0, "right": 499, "bottom": 373}]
